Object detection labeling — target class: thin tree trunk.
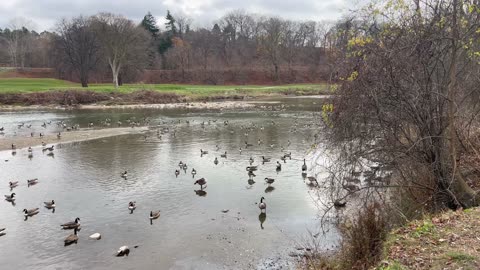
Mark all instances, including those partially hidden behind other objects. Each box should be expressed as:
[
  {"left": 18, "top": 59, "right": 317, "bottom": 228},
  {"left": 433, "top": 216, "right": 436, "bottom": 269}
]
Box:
[{"left": 445, "top": 0, "right": 478, "bottom": 208}]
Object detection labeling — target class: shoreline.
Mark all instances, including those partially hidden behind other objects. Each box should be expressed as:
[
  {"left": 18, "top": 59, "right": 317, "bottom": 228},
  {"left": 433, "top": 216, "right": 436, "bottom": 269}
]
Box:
[{"left": 0, "top": 126, "right": 149, "bottom": 151}]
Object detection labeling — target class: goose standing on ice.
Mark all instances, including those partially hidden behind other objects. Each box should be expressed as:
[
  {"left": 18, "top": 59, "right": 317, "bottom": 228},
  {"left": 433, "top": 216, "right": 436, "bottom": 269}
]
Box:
[{"left": 258, "top": 197, "right": 267, "bottom": 213}]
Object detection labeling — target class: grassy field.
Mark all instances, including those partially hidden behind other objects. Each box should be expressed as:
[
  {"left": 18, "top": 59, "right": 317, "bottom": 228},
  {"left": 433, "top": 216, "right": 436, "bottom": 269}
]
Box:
[{"left": 0, "top": 78, "right": 332, "bottom": 97}]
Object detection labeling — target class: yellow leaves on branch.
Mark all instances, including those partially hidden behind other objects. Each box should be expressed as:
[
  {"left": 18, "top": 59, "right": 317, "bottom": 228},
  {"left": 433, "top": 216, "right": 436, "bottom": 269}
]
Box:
[{"left": 347, "top": 36, "right": 373, "bottom": 49}]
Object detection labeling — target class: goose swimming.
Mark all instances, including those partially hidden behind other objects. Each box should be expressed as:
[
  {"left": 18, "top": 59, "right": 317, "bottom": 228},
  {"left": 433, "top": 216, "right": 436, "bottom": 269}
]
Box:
[
  {"left": 61, "top": 218, "right": 80, "bottom": 229},
  {"left": 4, "top": 193, "right": 15, "bottom": 202},
  {"left": 23, "top": 208, "right": 40, "bottom": 216},
  {"left": 149, "top": 210, "right": 160, "bottom": 220},
  {"left": 194, "top": 178, "right": 207, "bottom": 189},
  {"left": 64, "top": 228, "right": 79, "bottom": 245},
  {"left": 259, "top": 197, "right": 267, "bottom": 213},
  {"left": 44, "top": 200, "right": 56, "bottom": 209},
  {"left": 264, "top": 178, "right": 275, "bottom": 185}
]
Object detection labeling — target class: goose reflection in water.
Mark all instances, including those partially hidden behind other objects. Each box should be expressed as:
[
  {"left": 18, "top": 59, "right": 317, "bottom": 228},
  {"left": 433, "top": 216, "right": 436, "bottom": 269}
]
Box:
[
  {"left": 258, "top": 213, "right": 267, "bottom": 230},
  {"left": 264, "top": 186, "right": 275, "bottom": 193},
  {"left": 194, "top": 190, "right": 207, "bottom": 197}
]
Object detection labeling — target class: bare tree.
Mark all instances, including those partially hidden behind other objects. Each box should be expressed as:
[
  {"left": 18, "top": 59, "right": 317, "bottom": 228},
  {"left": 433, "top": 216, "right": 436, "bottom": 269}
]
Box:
[
  {"left": 328, "top": 0, "right": 480, "bottom": 210},
  {"left": 55, "top": 16, "right": 100, "bottom": 87},
  {"left": 92, "top": 13, "right": 150, "bottom": 88},
  {"left": 258, "top": 17, "right": 285, "bottom": 81}
]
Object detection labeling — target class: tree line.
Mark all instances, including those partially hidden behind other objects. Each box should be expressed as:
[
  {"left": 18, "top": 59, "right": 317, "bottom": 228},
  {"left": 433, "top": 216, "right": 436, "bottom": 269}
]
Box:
[{"left": 0, "top": 10, "right": 351, "bottom": 87}]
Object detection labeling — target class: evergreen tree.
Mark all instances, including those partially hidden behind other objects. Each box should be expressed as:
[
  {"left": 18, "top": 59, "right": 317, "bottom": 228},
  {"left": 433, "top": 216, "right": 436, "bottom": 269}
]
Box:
[
  {"left": 141, "top": 12, "right": 160, "bottom": 38},
  {"left": 165, "top": 10, "right": 177, "bottom": 35}
]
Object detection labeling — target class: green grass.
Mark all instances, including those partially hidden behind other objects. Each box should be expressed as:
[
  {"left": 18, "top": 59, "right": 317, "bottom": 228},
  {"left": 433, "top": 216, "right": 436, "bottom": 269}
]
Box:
[
  {"left": 445, "top": 252, "right": 476, "bottom": 262},
  {"left": 0, "top": 78, "right": 332, "bottom": 97}
]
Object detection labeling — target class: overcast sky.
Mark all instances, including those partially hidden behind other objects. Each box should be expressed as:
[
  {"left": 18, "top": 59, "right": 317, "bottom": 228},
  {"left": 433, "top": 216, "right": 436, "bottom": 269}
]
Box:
[{"left": 0, "top": 0, "right": 352, "bottom": 32}]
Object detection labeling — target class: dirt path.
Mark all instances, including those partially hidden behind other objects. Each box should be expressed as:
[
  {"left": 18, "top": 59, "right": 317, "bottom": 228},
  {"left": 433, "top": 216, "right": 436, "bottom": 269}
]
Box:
[{"left": 0, "top": 126, "right": 148, "bottom": 151}]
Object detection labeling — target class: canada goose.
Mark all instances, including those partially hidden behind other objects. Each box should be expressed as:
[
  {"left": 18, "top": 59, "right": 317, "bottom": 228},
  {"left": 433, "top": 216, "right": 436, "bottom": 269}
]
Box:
[
  {"left": 246, "top": 166, "right": 258, "bottom": 172},
  {"left": 44, "top": 200, "right": 55, "bottom": 209},
  {"left": 307, "top": 176, "right": 317, "bottom": 183},
  {"left": 302, "top": 159, "right": 307, "bottom": 171},
  {"left": 128, "top": 201, "right": 136, "bottom": 211},
  {"left": 276, "top": 161, "right": 282, "bottom": 171},
  {"left": 4, "top": 193, "right": 15, "bottom": 201},
  {"left": 23, "top": 208, "right": 40, "bottom": 216},
  {"left": 11, "top": 144, "right": 16, "bottom": 150},
  {"left": 200, "top": 149, "right": 208, "bottom": 155},
  {"left": 343, "top": 184, "right": 359, "bottom": 192},
  {"left": 239, "top": 147, "right": 242, "bottom": 154},
  {"left": 0, "top": 127, "right": 3, "bottom": 131},
  {"left": 191, "top": 168, "right": 197, "bottom": 176},
  {"left": 89, "top": 233, "right": 101, "bottom": 240},
  {"left": 264, "top": 177, "right": 275, "bottom": 185},
  {"left": 248, "top": 171, "right": 256, "bottom": 179},
  {"left": 116, "top": 246, "right": 130, "bottom": 257},
  {"left": 178, "top": 161, "right": 184, "bottom": 167},
  {"left": 64, "top": 228, "right": 79, "bottom": 245},
  {"left": 284, "top": 152, "right": 292, "bottom": 158},
  {"left": 9, "top": 181, "right": 18, "bottom": 188},
  {"left": 214, "top": 157, "right": 219, "bottom": 165},
  {"left": 28, "top": 147, "right": 32, "bottom": 153},
  {"left": 0, "top": 228, "right": 5, "bottom": 237},
  {"left": 27, "top": 178, "right": 38, "bottom": 185},
  {"left": 220, "top": 151, "right": 227, "bottom": 158},
  {"left": 175, "top": 169, "right": 180, "bottom": 177},
  {"left": 45, "top": 145, "right": 54, "bottom": 152},
  {"left": 249, "top": 157, "right": 254, "bottom": 165},
  {"left": 259, "top": 197, "right": 266, "bottom": 213},
  {"left": 57, "top": 132, "right": 62, "bottom": 139},
  {"left": 149, "top": 210, "right": 160, "bottom": 220},
  {"left": 121, "top": 171, "right": 128, "bottom": 178},
  {"left": 61, "top": 218, "right": 80, "bottom": 229},
  {"left": 194, "top": 178, "right": 207, "bottom": 189},
  {"left": 244, "top": 141, "right": 253, "bottom": 147},
  {"left": 262, "top": 156, "right": 271, "bottom": 163}
]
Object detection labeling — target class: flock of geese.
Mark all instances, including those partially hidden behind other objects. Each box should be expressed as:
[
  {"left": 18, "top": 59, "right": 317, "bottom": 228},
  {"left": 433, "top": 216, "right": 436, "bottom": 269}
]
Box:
[{"left": 1, "top": 113, "right": 323, "bottom": 258}]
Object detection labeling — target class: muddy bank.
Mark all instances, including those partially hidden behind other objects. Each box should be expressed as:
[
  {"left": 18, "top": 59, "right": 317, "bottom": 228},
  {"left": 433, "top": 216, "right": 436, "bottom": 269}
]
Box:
[
  {"left": 0, "top": 89, "right": 327, "bottom": 107},
  {"left": 0, "top": 90, "right": 184, "bottom": 106},
  {"left": 0, "top": 126, "right": 148, "bottom": 151}
]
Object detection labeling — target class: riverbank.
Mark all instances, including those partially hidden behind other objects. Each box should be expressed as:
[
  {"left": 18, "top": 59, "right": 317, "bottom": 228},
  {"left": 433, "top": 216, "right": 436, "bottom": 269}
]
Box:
[
  {"left": 0, "top": 78, "right": 332, "bottom": 106},
  {"left": 379, "top": 207, "right": 480, "bottom": 270},
  {"left": 0, "top": 126, "right": 148, "bottom": 151}
]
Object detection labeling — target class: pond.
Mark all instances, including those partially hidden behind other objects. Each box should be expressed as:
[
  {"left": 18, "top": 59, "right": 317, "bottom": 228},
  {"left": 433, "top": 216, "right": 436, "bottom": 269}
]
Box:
[{"left": 0, "top": 98, "right": 339, "bottom": 270}]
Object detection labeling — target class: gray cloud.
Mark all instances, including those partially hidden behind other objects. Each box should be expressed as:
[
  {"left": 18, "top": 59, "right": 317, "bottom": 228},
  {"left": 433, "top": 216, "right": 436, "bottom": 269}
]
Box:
[{"left": 0, "top": 0, "right": 348, "bottom": 32}]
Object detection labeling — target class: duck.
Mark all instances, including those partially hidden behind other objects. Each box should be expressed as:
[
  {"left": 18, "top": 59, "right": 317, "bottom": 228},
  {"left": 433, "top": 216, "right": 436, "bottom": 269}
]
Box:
[
  {"left": 214, "top": 157, "right": 219, "bottom": 165},
  {"left": 194, "top": 178, "right": 207, "bottom": 189},
  {"left": 220, "top": 151, "right": 227, "bottom": 158},
  {"left": 116, "top": 246, "right": 130, "bottom": 257},
  {"left": 9, "top": 181, "right": 18, "bottom": 188},
  {"left": 89, "top": 233, "right": 101, "bottom": 240},
  {"left": 23, "top": 208, "right": 40, "bottom": 217},
  {"left": 302, "top": 159, "right": 307, "bottom": 171},
  {"left": 149, "top": 210, "right": 160, "bottom": 220},
  {"left": 264, "top": 178, "right": 275, "bottom": 185},
  {"left": 27, "top": 178, "right": 38, "bottom": 186},
  {"left": 61, "top": 218, "right": 81, "bottom": 229},
  {"left": 175, "top": 169, "right": 180, "bottom": 177},
  {"left": 200, "top": 149, "right": 208, "bottom": 155},
  {"left": 261, "top": 156, "right": 271, "bottom": 163},
  {"left": 121, "top": 171, "right": 128, "bottom": 178},
  {"left": 4, "top": 193, "right": 15, "bottom": 202},
  {"left": 191, "top": 168, "right": 197, "bottom": 176},
  {"left": 128, "top": 201, "right": 136, "bottom": 211},
  {"left": 259, "top": 197, "right": 267, "bottom": 213},
  {"left": 276, "top": 161, "right": 282, "bottom": 171},
  {"left": 64, "top": 228, "right": 79, "bottom": 245},
  {"left": 44, "top": 200, "right": 56, "bottom": 209}
]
